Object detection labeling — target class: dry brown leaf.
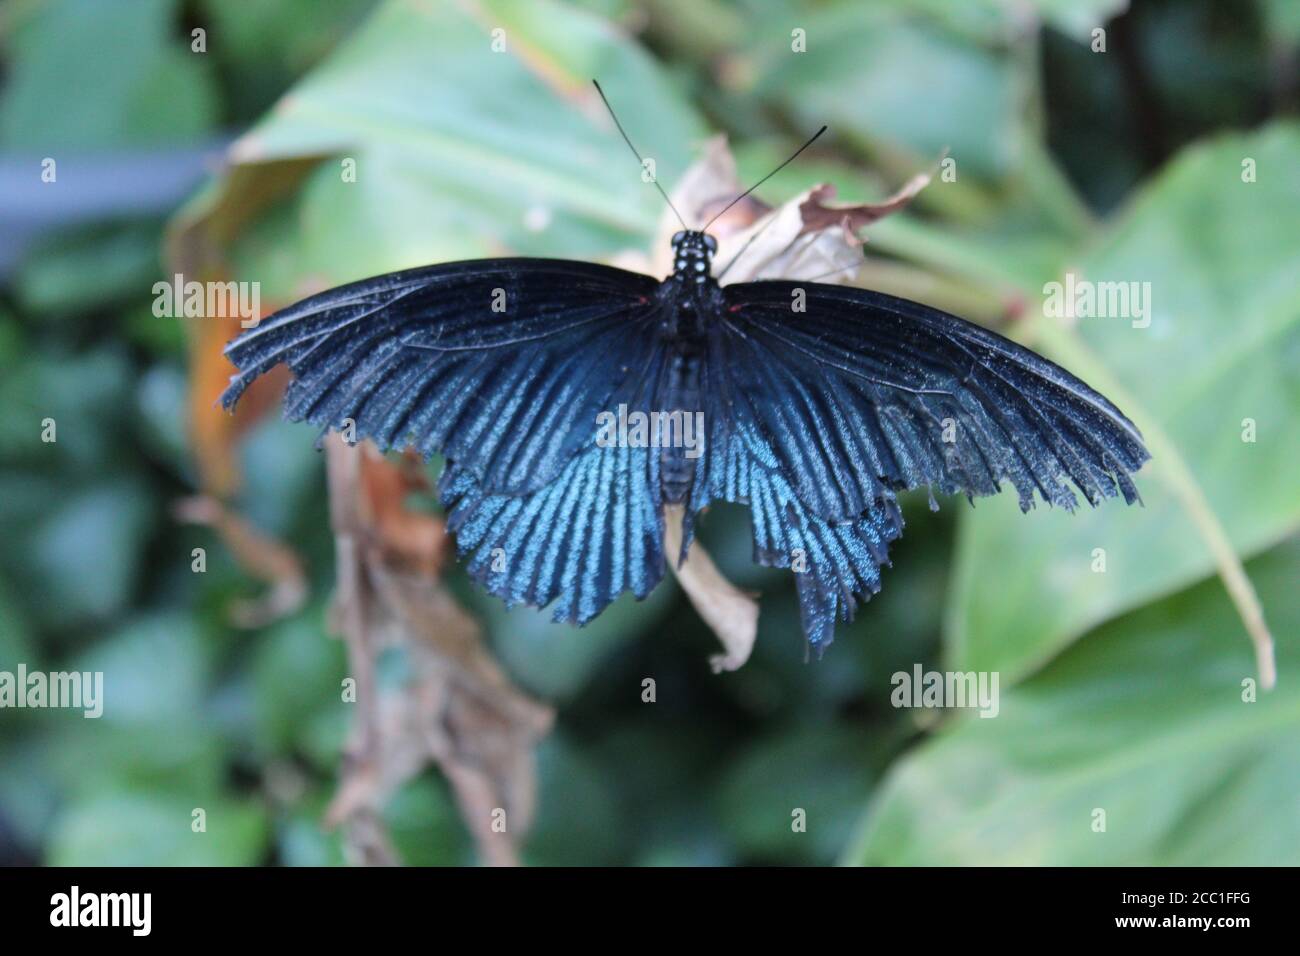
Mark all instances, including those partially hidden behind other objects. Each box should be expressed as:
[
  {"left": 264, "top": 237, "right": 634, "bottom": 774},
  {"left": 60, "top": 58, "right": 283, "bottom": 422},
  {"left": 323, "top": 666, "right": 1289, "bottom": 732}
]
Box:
[
  {"left": 172, "top": 494, "right": 307, "bottom": 627},
  {"left": 663, "top": 505, "right": 759, "bottom": 673},
  {"left": 357, "top": 445, "right": 452, "bottom": 578},
  {"left": 324, "top": 436, "right": 552, "bottom": 867}
]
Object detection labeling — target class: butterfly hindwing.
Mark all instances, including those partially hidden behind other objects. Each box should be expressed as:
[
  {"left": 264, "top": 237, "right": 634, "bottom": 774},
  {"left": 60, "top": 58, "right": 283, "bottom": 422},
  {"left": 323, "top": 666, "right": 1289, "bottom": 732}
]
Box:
[
  {"left": 441, "top": 440, "right": 665, "bottom": 625},
  {"left": 686, "top": 405, "right": 903, "bottom": 647}
]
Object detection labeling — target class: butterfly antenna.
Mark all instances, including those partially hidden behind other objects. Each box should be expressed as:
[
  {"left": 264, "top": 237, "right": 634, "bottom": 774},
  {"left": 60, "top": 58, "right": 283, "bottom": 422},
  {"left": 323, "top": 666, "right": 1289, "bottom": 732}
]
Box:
[
  {"left": 800, "top": 258, "right": 866, "bottom": 285},
  {"left": 703, "top": 125, "right": 828, "bottom": 232},
  {"left": 592, "top": 79, "right": 688, "bottom": 231},
  {"left": 715, "top": 212, "right": 780, "bottom": 282}
]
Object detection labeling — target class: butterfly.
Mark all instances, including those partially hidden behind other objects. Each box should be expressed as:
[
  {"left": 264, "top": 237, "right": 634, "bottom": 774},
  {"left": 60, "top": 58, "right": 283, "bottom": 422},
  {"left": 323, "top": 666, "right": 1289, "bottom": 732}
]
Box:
[{"left": 220, "top": 82, "right": 1150, "bottom": 655}]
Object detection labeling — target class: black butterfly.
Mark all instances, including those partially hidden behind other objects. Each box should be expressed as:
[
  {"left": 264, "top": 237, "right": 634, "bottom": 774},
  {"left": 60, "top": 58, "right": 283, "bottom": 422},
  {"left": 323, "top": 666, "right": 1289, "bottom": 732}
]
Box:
[{"left": 221, "top": 86, "right": 1150, "bottom": 653}]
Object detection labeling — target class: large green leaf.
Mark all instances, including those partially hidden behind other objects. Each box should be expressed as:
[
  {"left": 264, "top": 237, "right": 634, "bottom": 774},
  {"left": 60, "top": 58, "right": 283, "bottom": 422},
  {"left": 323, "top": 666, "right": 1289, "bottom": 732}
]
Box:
[
  {"left": 179, "top": 0, "right": 705, "bottom": 292},
  {"left": 846, "top": 538, "right": 1300, "bottom": 866},
  {"left": 948, "top": 125, "right": 1300, "bottom": 680},
  {"left": 748, "top": 1, "right": 1026, "bottom": 182}
]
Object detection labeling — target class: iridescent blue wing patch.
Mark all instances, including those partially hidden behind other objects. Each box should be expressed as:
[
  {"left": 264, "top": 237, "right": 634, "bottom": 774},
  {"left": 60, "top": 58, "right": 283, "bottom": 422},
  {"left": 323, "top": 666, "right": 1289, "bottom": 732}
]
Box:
[
  {"left": 686, "top": 406, "right": 903, "bottom": 648},
  {"left": 441, "top": 440, "right": 665, "bottom": 625}
]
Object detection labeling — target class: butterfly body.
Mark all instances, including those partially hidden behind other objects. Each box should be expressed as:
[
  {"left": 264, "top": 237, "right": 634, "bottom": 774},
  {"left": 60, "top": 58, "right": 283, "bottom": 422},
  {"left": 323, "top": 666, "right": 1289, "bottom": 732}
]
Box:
[
  {"left": 222, "top": 230, "right": 1150, "bottom": 654},
  {"left": 653, "top": 230, "right": 721, "bottom": 503}
]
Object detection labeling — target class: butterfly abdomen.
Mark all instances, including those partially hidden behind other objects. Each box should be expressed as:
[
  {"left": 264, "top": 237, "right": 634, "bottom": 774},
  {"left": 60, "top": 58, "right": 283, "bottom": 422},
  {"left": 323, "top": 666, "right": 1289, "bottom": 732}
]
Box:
[{"left": 660, "top": 344, "right": 704, "bottom": 504}]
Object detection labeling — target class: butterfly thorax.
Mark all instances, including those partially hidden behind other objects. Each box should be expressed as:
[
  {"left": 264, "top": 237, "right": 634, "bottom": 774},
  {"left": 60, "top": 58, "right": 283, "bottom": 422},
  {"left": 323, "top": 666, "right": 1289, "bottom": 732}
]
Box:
[
  {"left": 658, "top": 230, "right": 722, "bottom": 340},
  {"left": 670, "top": 229, "right": 717, "bottom": 282}
]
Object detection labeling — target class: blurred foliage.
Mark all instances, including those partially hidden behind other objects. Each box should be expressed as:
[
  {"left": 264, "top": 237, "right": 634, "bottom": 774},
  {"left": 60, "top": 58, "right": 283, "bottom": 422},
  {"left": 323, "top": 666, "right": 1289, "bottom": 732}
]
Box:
[
  {"left": 0, "top": 0, "right": 1296, "bottom": 867},
  {"left": 851, "top": 540, "right": 1300, "bottom": 865}
]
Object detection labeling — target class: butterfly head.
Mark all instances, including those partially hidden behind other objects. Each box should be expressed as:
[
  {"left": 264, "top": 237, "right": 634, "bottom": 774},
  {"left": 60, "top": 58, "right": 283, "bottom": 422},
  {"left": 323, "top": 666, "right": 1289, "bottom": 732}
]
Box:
[{"left": 671, "top": 230, "right": 718, "bottom": 283}]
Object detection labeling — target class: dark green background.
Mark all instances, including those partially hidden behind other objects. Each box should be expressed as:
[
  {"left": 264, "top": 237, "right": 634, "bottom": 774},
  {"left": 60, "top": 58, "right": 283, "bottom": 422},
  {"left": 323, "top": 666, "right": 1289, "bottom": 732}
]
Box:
[{"left": 0, "top": 0, "right": 1296, "bottom": 865}]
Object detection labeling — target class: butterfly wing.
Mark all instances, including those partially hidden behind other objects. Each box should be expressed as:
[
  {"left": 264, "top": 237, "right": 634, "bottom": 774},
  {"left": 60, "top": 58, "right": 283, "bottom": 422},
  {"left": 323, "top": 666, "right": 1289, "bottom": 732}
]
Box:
[
  {"left": 222, "top": 257, "right": 672, "bottom": 623},
  {"left": 712, "top": 280, "right": 1149, "bottom": 517},
  {"left": 686, "top": 407, "right": 905, "bottom": 647},
  {"left": 684, "top": 279, "right": 1151, "bottom": 647},
  {"left": 441, "top": 440, "right": 666, "bottom": 624},
  {"left": 221, "top": 258, "right": 664, "bottom": 496}
]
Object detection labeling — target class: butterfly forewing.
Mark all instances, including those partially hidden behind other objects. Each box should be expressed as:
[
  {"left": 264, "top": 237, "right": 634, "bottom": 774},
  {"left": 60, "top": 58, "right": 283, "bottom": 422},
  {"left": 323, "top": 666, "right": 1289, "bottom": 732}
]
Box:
[
  {"left": 717, "top": 280, "right": 1150, "bottom": 517},
  {"left": 223, "top": 258, "right": 664, "bottom": 497}
]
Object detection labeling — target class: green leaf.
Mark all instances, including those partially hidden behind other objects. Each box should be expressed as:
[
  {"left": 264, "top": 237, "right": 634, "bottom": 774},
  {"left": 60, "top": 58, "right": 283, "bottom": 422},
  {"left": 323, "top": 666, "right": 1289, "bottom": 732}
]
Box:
[
  {"left": 77, "top": 612, "right": 212, "bottom": 722},
  {"left": 1025, "top": 0, "right": 1128, "bottom": 41},
  {"left": 384, "top": 775, "right": 471, "bottom": 865},
  {"left": 181, "top": 0, "right": 705, "bottom": 290},
  {"left": 749, "top": 2, "right": 1026, "bottom": 181},
  {"left": 0, "top": 346, "right": 134, "bottom": 469},
  {"left": 525, "top": 735, "right": 624, "bottom": 865},
  {"left": 47, "top": 791, "right": 267, "bottom": 866},
  {"left": 250, "top": 612, "right": 347, "bottom": 754},
  {"left": 1, "top": 0, "right": 218, "bottom": 149},
  {"left": 237, "top": 417, "right": 326, "bottom": 538},
  {"left": 1262, "top": 0, "right": 1300, "bottom": 43},
  {"left": 588, "top": 718, "right": 735, "bottom": 866},
  {"left": 949, "top": 124, "right": 1300, "bottom": 680},
  {"left": 480, "top": 578, "right": 676, "bottom": 702},
  {"left": 0, "top": 573, "right": 35, "bottom": 668},
  {"left": 846, "top": 539, "right": 1300, "bottom": 866},
  {"left": 195, "top": 0, "right": 377, "bottom": 119},
  {"left": 12, "top": 618, "right": 257, "bottom": 856},
  {"left": 33, "top": 614, "right": 228, "bottom": 798},
  {"left": 819, "top": 0, "right": 1128, "bottom": 46},
  {"left": 133, "top": 363, "right": 192, "bottom": 474},
  {"left": 275, "top": 795, "right": 348, "bottom": 867},
  {"left": 14, "top": 223, "right": 162, "bottom": 315}
]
